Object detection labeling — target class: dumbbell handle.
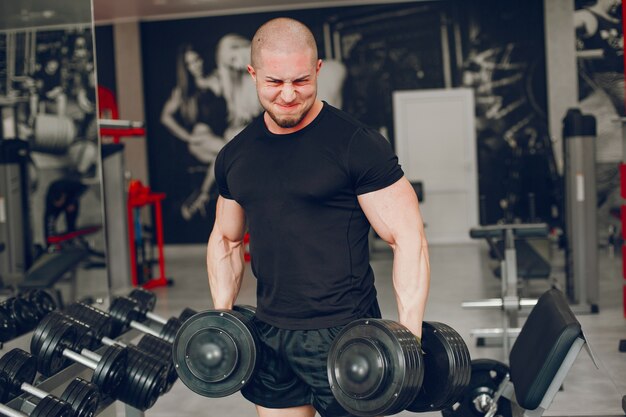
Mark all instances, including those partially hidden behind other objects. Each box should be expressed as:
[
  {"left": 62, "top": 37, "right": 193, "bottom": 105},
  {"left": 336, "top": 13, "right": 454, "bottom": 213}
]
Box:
[
  {"left": 62, "top": 349, "right": 98, "bottom": 370},
  {"left": 80, "top": 349, "right": 101, "bottom": 363},
  {"left": 145, "top": 312, "right": 167, "bottom": 325},
  {"left": 20, "top": 382, "right": 48, "bottom": 400},
  {"left": 0, "top": 403, "right": 27, "bottom": 417},
  {"left": 130, "top": 320, "right": 161, "bottom": 339},
  {"left": 101, "top": 336, "right": 126, "bottom": 348}
]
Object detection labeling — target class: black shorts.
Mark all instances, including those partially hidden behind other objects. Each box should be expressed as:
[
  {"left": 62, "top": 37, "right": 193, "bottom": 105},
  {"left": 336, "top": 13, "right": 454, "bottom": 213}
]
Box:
[{"left": 241, "top": 301, "right": 382, "bottom": 417}]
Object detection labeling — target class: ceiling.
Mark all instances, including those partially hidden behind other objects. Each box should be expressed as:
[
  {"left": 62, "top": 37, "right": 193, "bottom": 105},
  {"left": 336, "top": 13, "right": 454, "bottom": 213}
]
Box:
[{"left": 93, "top": 0, "right": 422, "bottom": 23}]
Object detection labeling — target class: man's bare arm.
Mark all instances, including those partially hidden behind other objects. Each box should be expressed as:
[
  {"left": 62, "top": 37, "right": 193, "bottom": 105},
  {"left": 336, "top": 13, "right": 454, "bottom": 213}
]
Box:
[
  {"left": 358, "top": 177, "right": 430, "bottom": 338},
  {"left": 207, "top": 196, "right": 246, "bottom": 309}
]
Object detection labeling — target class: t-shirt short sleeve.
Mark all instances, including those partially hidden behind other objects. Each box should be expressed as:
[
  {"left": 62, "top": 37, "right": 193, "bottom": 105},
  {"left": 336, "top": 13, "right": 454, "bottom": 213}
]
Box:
[
  {"left": 214, "top": 147, "right": 234, "bottom": 200},
  {"left": 349, "top": 127, "right": 404, "bottom": 195}
]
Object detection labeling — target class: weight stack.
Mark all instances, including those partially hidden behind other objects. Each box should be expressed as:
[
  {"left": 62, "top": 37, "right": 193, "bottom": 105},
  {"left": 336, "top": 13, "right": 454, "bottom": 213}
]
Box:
[{"left": 562, "top": 108, "right": 598, "bottom": 312}]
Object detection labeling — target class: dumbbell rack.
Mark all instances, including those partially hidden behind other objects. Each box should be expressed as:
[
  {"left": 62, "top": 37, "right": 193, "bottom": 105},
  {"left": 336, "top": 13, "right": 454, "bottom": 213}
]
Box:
[{"left": 2, "top": 319, "right": 154, "bottom": 417}]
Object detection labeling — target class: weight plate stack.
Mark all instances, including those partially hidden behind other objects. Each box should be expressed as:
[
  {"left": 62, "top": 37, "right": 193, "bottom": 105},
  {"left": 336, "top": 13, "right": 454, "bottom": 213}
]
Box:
[
  {"left": 441, "top": 359, "right": 512, "bottom": 417},
  {"left": 0, "top": 309, "right": 17, "bottom": 342},
  {"left": 159, "top": 317, "right": 183, "bottom": 343},
  {"left": 117, "top": 346, "right": 168, "bottom": 411},
  {"left": 327, "top": 319, "right": 424, "bottom": 417},
  {"left": 179, "top": 308, "right": 198, "bottom": 322},
  {"left": 0, "top": 348, "right": 37, "bottom": 402},
  {"left": 407, "top": 322, "right": 471, "bottom": 412},
  {"left": 173, "top": 310, "right": 258, "bottom": 398},
  {"left": 20, "top": 290, "right": 57, "bottom": 320},
  {"left": 30, "top": 395, "right": 73, "bottom": 417},
  {"left": 38, "top": 321, "right": 78, "bottom": 377},
  {"left": 128, "top": 288, "right": 157, "bottom": 312},
  {"left": 1, "top": 298, "right": 38, "bottom": 334},
  {"left": 59, "top": 378, "right": 100, "bottom": 417},
  {"left": 91, "top": 345, "right": 127, "bottom": 396},
  {"left": 64, "top": 303, "right": 115, "bottom": 340}
]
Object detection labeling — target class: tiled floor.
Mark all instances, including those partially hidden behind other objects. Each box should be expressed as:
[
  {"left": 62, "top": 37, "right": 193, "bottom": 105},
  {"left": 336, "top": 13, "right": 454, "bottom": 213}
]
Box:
[{"left": 143, "top": 241, "right": 626, "bottom": 417}]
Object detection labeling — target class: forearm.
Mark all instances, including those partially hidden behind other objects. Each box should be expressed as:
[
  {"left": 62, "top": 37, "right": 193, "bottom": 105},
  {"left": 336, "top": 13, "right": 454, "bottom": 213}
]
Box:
[
  {"left": 391, "top": 233, "right": 430, "bottom": 339},
  {"left": 207, "top": 229, "right": 245, "bottom": 309}
]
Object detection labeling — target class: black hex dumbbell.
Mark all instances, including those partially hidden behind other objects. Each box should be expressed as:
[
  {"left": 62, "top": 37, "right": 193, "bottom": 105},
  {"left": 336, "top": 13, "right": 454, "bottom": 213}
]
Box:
[
  {"left": 0, "top": 348, "right": 99, "bottom": 417},
  {"left": 0, "top": 297, "right": 38, "bottom": 335}
]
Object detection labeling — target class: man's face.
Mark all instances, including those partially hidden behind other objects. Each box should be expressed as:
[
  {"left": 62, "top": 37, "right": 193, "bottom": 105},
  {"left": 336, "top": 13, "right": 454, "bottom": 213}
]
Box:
[{"left": 248, "top": 49, "right": 321, "bottom": 130}]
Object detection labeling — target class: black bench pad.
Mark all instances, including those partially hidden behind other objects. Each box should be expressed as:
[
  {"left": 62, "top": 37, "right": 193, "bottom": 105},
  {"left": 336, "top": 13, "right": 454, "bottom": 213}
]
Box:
[
  {"left": 20, "top": 248, "right": 88, "bottom": 289},
  {"left": 510, "top": 289, "right": 582, "bottom": 410}
]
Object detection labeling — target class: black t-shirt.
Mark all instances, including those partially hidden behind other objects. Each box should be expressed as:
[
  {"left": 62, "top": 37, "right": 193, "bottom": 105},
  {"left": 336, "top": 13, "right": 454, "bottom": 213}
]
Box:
[{"left": 215, "top": 102, "right": 404, "bottom": 329}]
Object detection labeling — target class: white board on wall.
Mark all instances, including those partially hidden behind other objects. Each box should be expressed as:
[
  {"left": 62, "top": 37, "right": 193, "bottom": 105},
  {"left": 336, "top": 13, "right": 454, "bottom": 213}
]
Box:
[{"left": 393, "top": 88, "right": 478, "bottom": 244}]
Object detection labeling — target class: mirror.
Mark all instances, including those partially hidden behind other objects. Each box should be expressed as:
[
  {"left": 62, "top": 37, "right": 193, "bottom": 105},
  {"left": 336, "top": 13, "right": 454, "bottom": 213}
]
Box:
[{"left": 0, "top": 0, "right": 109, "bottom": 308}]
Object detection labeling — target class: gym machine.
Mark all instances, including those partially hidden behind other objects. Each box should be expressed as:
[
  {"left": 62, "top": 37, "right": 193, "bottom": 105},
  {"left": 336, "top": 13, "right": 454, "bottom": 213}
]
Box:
[
  {"left": 0, "top": 136, "right": 33, "bottom": 289},
  {"left": 462, "top": 223, "right": 549, "bottom": 355}
]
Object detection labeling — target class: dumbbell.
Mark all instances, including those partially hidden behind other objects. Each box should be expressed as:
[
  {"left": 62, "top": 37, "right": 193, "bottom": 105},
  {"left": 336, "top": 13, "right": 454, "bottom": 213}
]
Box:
[
  {"left": 0, "top": 396, "right": 72, "bottom": 417},
  {"left": 108, "top": 297, "right": 182, "bottom": 343},
  {"left": 173, "top": 305, "right": 258, "bottom": 398},
  {"left": 0, "top": 348, "right": 99, "bottom": 417},
  {"left": 0, "top": 298, "right": 38, "bottom": 335},
  {"left": 127, "top": 288, "right": 156, "bottom": 311},
  {"left": 326, "top": 320, "right": 471, "bottom": 417},
  {"left": 0, "top": 309, "right": 17, "bottom": 342},
  {"left": 18, "top": 290, "right": 57, "bottom": 320},
  {"left": 63, "top": 303, "right": 115, "bottom": 339},
  {"left": 42, "top": 311, "right": 178, "bottom": 394},
  {"left": 30, "top": 319, "right": 168, "bottom": 410}
]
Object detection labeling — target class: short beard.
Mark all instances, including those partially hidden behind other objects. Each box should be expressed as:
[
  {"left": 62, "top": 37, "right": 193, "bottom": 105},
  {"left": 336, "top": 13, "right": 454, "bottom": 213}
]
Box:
[{"left": 266, "top": 109, "right": 307, "bottom": 129}]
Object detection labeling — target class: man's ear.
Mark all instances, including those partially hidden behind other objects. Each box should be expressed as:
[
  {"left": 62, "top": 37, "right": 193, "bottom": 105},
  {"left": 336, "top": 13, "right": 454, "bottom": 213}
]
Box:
[
  {"left": 247, "top": 65, "right": 257, "bottom": 81},
  {"left": 316, "top": 59, "right": 323, "bottom": 74}
]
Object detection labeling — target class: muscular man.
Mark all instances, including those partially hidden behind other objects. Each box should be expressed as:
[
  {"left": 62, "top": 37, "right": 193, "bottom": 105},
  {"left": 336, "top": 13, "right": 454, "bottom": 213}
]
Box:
[{"left": 208, "top": 17, "right": 430, "bottom": 417}]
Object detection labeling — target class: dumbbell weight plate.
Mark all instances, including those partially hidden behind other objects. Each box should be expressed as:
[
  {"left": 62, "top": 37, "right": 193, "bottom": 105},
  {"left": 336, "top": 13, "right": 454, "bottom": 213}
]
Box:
[
  {"left": 173, "top": 310, "right": 257, "bottom": 398},
  {"left": 179, "top": 307, "right": 198, "bottom": 322},
  {"left": 91, "top": 345, "right": 127, "bottom": 396},
  {"left": 65, "top": 303, "right": 115, "bottom": 340},
  {"left": 21, "top": 290, "right": 57, "bottom": 320},
  {"left": 0, "top": 349, "right": 37, "bottom": 402},
  {"left": 327, "top": 319, "right": 423, "bottom": 417},
  {"left": 60, "top": 378, "right": 100, "bottom": 417},
  {"left": 2, "top": 298, "right": 38, "bottom": 333},
  {"left": 233, "top": 305, "right": 256, "bottom": 321},
  {"left": 30, "top": 395, "right": 73, "bottom": 417},
  {"left": 128, "top": 288, "right": 157, "bottom": 311},
  {"left": 38, "top": 322, "right": 78, "bottom": 377},
  {"left": 159, "top": 317, "right": 182, "bottom": 343},
  {"left": 406, "top": 322, "right": 472, "bottom": 412},
  {"left": 135, "top": 334, "right": 178, "bottom": 392},
  {"left": 0, "top": 308, "right": 17, "bottom": 342},
  {"left": 119, "top": 347, "right": 167, "bottom": 411},
  {"left": 441, "top": 359, "right": 512, "bottom": 417},
  {"left": 108, "top": 297, "right": 144, "bottom": 335}
]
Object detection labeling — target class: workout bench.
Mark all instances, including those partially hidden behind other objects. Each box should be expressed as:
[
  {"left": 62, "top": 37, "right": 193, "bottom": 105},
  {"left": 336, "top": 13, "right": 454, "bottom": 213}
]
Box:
[
  {"left": 19, "top": 247, "right": 89, "bottom": 307},
  {"left": 458, "top": 288, "right": 600, "bottom": 417},
  {"left": 463, "top": 223, "right": 551, "bottom": 355}
]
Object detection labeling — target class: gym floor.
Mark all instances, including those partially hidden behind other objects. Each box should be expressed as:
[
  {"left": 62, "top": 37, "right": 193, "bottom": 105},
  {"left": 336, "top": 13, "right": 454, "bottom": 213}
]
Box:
[{"left": 138, "top": 241, "right": 625, "bottom": 417}]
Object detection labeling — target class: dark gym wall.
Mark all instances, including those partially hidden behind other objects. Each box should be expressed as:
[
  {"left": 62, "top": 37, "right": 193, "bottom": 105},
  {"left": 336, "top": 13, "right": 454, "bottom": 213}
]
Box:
[
  {"left": 140, "top": 0, "right": 551, "bottom": 244},
  {"left": 94, "top": 25, "right": 117, "bottom": 96}
]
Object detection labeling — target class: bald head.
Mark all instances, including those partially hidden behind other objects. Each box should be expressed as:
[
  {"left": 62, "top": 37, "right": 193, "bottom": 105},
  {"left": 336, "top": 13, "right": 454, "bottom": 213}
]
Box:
[{"left": 250, "top": 18, "right": 318, "bottom": 68}]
